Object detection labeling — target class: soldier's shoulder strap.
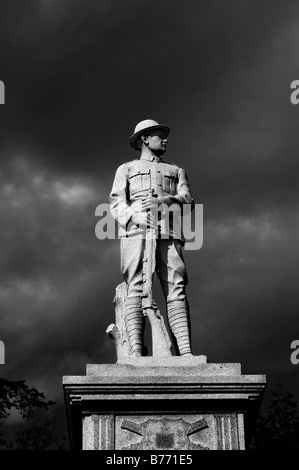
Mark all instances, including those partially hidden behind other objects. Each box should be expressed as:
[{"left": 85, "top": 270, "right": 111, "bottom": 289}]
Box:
[
  {"left": 162, "top": 160, "right": 180, "bottom": 170},
  {"left": 123, "top": 158, "right": 139, "bottom": 168}
]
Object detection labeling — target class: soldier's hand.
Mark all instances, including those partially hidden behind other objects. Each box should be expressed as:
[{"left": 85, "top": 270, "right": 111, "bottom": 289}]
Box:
[
  {"left": 131, "top": 212, "right": 156, "bottom": 230},
  {"left": 141, "top": 196, "right": 162, "bottom": 211}
]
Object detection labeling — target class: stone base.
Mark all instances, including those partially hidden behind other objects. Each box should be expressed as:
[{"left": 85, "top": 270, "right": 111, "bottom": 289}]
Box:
[
  {"left": 115, "top": 355, "right": 208, "bottom": 367},
  {"left": 63, "top": 359, "right": 266, "bottom": 450}
]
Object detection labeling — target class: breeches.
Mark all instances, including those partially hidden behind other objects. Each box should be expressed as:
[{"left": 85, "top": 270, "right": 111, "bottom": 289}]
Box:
[{"left": 120, "top": 236, "right": 188, "bottom": 302}]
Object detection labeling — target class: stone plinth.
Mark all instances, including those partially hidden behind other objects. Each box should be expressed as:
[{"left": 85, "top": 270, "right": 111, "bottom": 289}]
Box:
[{"left": 63, "top": 359, "right": 266, "bottom": 450}]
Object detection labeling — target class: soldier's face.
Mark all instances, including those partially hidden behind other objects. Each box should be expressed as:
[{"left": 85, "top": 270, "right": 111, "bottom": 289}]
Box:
[{"left": 144, "top": 130, "right": 168, "bottom": 156}]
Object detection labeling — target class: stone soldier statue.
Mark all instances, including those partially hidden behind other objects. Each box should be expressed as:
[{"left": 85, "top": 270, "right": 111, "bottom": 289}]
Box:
[{"left": 110, "top": 119, "right": 194, "bottom": 357}]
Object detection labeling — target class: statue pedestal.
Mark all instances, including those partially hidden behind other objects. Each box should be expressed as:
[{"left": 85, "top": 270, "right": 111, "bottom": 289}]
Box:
[{"left": 63, "top": 358, "right": 266, "bottom": 450}]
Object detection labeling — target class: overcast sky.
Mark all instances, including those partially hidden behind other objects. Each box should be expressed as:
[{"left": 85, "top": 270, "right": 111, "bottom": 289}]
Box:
[{"left": 0, "top": 0, "right": 299, "bottom": 419}]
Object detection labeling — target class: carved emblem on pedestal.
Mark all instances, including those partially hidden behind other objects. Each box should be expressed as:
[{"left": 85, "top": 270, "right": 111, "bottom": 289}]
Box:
[{"left": 120, "top": 417, "right": 209, "bottom": 450}]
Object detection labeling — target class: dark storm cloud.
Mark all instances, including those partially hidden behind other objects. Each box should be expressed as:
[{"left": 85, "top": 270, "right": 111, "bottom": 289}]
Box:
[
  {"left": 0, "top": 0, "right": 299, "bottom": 406},
  {"left": 1, "top": 0, "right": 298, "bottom": 232},
  {"left": 0, "top": 156, "right": 118, "bottom": 398},
  {"left": 0, "top": 0, "right": 297, "bottom": 176},
  {"left": 186, "top": 210, "right": 299, "bottom": 365}
]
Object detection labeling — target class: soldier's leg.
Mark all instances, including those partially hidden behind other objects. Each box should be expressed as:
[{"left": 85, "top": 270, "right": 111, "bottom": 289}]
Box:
[
  {"left": 121, "top": 236, "right": 145, "bottom": 356},
  {"left": 156, "top": 239, "right": 192, "bottom": 356}
]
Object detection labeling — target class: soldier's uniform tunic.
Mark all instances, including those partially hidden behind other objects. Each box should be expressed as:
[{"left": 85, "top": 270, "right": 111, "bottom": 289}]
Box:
[{"left": 110, "top": 153, "right": 194, "bottom": 302}]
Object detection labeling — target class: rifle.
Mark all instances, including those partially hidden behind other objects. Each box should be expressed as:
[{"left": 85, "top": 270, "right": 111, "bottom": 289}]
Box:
[{"left": 142, "top": 190, "right": 172, "bottom": 357}]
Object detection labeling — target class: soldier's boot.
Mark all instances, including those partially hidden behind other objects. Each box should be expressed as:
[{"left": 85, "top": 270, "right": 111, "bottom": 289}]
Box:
[
  {"left": 167, "top": 299, "right": 192, "bottom": 356},
  {"left": 124, "top": 297, "right": 144, "bottom": 357}
]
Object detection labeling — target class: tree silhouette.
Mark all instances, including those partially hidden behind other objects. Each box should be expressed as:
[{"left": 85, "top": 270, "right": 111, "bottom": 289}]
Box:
[
  {"left": 0, "top": 377, "right": 67, "bottom": 449},
  {"left": 251, "top": 384, "right": 299, "bottom": 450},
  {"left": 13, "top": 418, "right": 68, "bottom": 450}
]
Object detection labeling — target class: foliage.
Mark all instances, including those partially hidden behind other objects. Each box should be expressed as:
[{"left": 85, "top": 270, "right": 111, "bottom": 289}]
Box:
[
  {"left": 251, "top": 384, "right": 299, "bottom": 450},
  {"left": 0, "top": 377, "right": 67, "bottom": 450},
  {"left": 13, "top": 419, "right": 68, "bottom": 450}
]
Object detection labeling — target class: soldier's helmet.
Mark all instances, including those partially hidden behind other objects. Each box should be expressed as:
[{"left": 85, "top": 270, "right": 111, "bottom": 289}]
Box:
[{"left": 129, "top": 119, "right": 170, "bottom": 150}]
